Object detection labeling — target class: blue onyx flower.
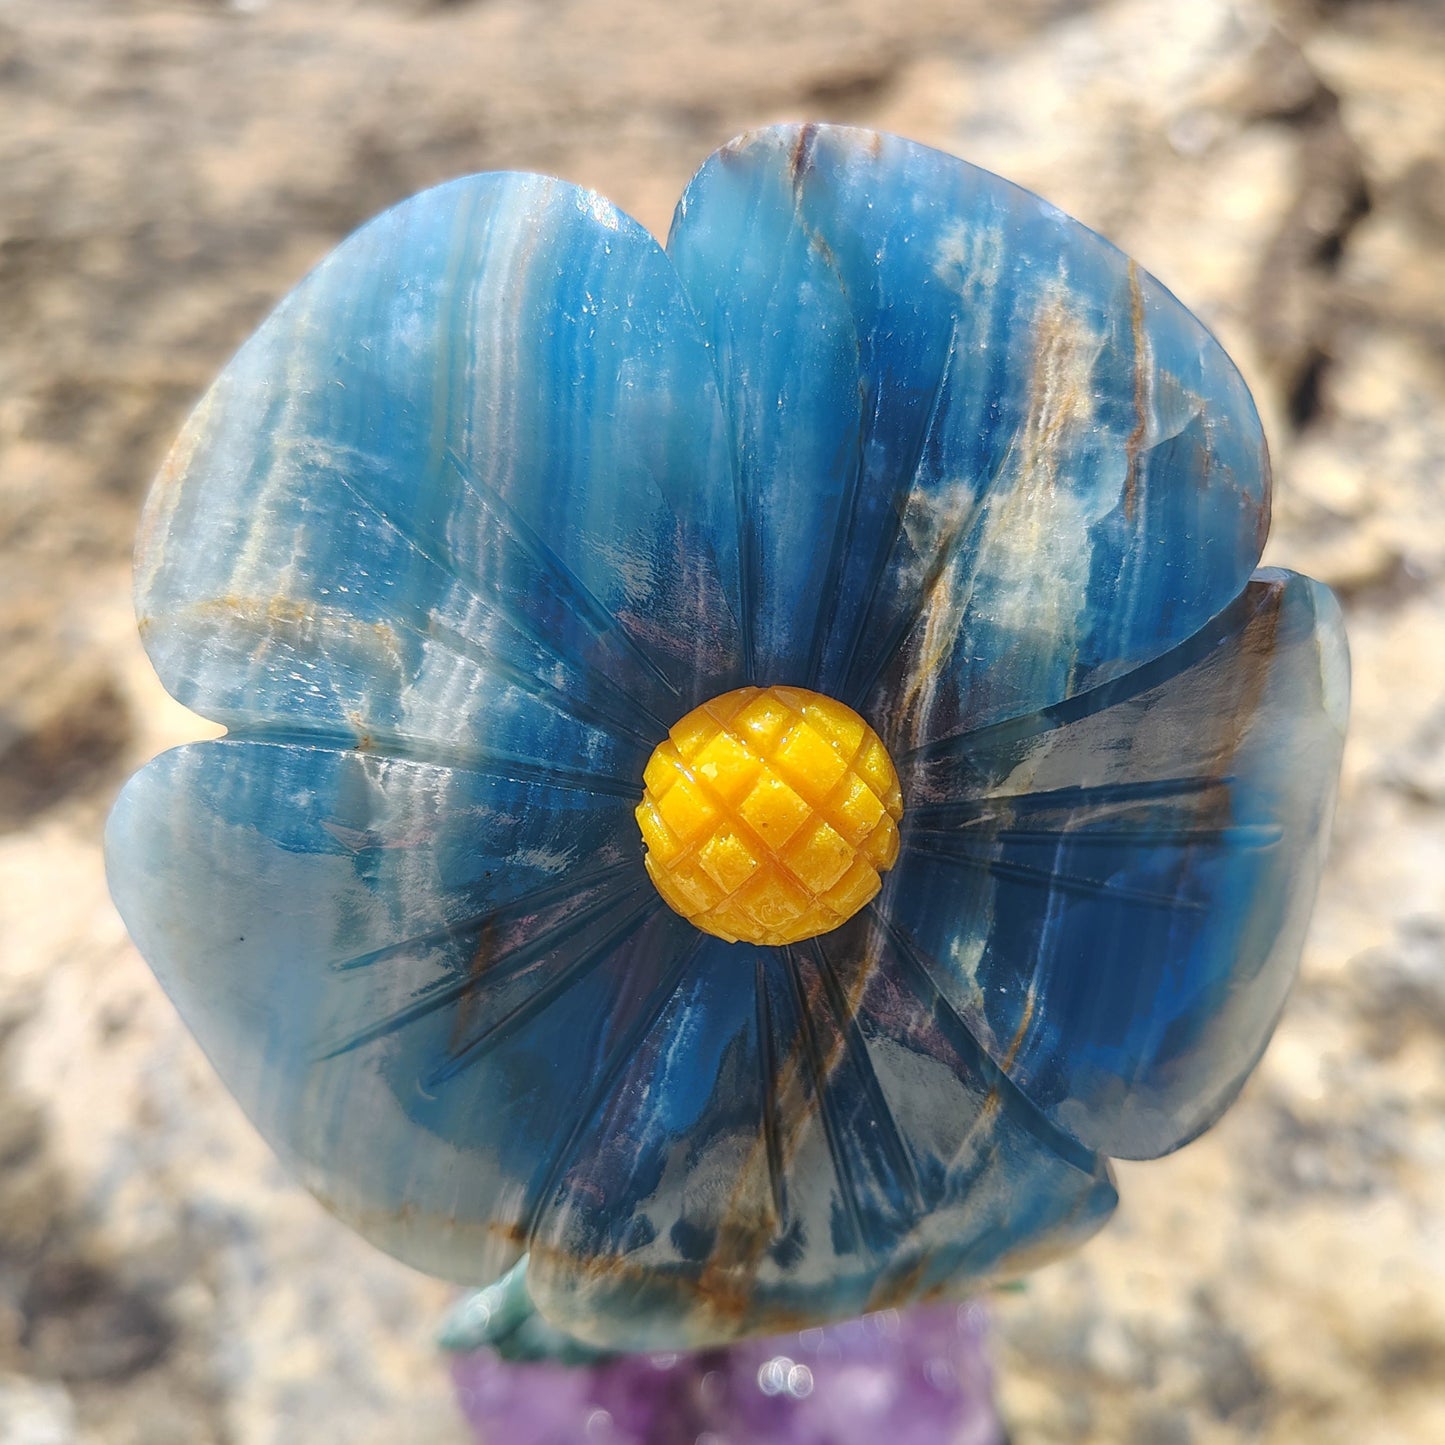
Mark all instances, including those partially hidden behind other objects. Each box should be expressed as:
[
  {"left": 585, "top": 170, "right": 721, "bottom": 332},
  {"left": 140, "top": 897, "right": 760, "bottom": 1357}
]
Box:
[{"left": 107, "top": 124, "right": 1348, "bottom": 1352}]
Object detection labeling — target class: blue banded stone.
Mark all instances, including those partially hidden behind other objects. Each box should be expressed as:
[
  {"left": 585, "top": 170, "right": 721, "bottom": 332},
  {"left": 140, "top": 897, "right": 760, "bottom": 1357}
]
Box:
[{"left": 107, "top": 124, "right": 1347, "bottom": 1350}]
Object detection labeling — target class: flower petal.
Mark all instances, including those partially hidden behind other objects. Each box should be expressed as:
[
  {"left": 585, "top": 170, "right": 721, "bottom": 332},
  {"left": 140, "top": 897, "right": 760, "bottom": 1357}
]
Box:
[
  {"left": 524, "top": 928, "right": 1116, "bottom": 1350},
  {"left": 105, "top": 736, "right": 703, "bottom": 1284},
  {"left": 667, "top": 124, "right": 1270, "bottom": 742},
  {"left": 885, "top": 569, "right": 1348, "bottom": 1159},
  {"left": 139, "top": 173, "right": 742, "bottom": 771}
]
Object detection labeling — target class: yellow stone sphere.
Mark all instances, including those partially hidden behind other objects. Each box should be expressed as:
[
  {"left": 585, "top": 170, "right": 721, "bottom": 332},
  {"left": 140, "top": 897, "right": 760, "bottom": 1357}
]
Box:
[{"left": 635, "top": 685, "right": 904, "bottom": 947}]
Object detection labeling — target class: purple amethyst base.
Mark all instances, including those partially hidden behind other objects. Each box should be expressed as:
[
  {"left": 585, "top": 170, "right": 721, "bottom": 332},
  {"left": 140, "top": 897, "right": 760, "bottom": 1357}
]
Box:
[{"left": 451, "top": 1302, "right": 1004, "bottom": 1445}]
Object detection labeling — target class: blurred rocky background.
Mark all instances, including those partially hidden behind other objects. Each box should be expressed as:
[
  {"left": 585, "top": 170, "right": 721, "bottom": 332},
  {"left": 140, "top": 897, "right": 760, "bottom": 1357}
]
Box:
[{"left": 1, "top": 0, "right": 1441, "bottom": 1441}]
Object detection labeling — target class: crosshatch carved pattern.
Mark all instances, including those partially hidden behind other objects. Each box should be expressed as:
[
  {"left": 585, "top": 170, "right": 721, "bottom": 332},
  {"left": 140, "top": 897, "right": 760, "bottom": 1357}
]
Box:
[{"left": 636, "top": 685, "right": 904, "bottom": 946}]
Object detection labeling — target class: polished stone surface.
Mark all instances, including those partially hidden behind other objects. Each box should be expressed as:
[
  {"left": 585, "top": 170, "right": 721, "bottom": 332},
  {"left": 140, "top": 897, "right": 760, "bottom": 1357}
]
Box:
[{"left": 106, "top": 124, "right": 1347, "bottom": 1351}]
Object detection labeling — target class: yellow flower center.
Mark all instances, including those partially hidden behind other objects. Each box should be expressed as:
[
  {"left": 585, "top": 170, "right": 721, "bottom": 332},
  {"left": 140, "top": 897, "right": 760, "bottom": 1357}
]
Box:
[{"left": 635, "top": 685, "right": 904, "bottom": 947}]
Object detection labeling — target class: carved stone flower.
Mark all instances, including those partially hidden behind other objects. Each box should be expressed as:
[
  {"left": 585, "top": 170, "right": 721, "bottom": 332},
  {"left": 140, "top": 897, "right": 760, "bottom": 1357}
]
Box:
[{"left": 108, "top": 125, "right": 1348, "bottom": 1351}]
